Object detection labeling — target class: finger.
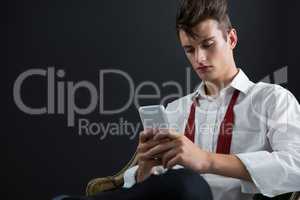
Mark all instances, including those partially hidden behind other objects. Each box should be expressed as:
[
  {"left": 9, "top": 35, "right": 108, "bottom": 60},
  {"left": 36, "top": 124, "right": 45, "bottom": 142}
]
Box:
[
  {"left": 153, "top": 128, "right": 160, "bottom": 134},
  {"left": 162, "top": 148, "right": 179, "bottom": 168},
  {"left": 153, "top": 129, "right": 181, "bottom": 141},
  {"left": 143, "top": 140, "right": 177, "bottom": 159},
  {"left": 139, "top": 129, "right": 155, "bottom": 143},
  {"left": 166, "top": 154, "right": 182, "bottom": 169},
  {"left": 149, "top": 159, "right": 161, "bottom": 167},
  {"left": 138, "top": 138, "right": 170, "bottom": 153},
  {"left": 153, "top": 131, "right": 169, "bottom": 141},
  {"left": 137, "top": 153, "right": 148, "bottom": 162},
  {"left": 138, "top": 152, "right": 160, "bottom": 162},
  {"left": 138, "top": 159, "right": 161, "bottom": 167},
  {"left": 150, "top": 152, "right": 164, "bottom": 159}
]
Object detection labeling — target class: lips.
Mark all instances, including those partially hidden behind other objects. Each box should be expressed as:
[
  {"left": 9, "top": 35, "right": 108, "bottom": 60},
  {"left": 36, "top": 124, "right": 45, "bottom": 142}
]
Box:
[{"left": 196, "top": 65, "right": 212, "bottom": 72}]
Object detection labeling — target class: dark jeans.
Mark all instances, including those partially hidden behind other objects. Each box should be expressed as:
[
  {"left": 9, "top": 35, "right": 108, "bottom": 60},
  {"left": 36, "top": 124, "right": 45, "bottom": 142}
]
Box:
[{"left": 54, "top": 168, "right": 213, "bottom": 200}]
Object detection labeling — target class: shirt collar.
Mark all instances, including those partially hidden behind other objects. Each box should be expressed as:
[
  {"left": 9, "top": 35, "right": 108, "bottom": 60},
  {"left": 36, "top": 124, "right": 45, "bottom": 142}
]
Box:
[
  {"left": 230, "top": 68, "right": 254, "bottom": 94},
  {"left": 193, "top": 68, "right": 254, "bottom": 100}
]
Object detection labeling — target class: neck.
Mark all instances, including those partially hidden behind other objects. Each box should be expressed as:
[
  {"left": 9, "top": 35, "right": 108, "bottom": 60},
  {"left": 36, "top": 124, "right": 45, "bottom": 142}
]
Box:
[{"left": 204, "top": 67, "right": 239, "bottom": 96}]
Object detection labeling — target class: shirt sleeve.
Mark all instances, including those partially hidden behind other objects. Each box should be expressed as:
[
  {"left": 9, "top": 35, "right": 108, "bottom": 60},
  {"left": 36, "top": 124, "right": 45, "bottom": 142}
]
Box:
[
  {"left": 123, "top": 165, "right": 139, "bottom": 188},
  {"left": 123, "top": 165, "right": 172, "bottom": 188},
  {"left": 236, "top": 86, "right": 300, "bottom": 197}
]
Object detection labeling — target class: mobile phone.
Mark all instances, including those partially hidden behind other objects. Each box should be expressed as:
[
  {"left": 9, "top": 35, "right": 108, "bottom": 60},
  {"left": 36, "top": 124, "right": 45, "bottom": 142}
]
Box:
[{"left": 138, "top": 105, "right": 169, "bottom": 129}]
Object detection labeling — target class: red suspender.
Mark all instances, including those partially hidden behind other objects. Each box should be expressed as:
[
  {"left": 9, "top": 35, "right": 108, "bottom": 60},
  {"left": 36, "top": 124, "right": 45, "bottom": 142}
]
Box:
[
  {"left": 184, "top": 90, "right": 240, "bottom": 154},
  {"left": 184, "top": 101, "right": 196, "bottom": 142},
  {"left": 216, "top": 90, "right": 240, "bottom": 154}
]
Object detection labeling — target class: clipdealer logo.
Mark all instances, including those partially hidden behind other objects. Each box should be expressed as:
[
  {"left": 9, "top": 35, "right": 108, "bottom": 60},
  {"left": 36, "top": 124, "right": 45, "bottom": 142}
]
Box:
[
  {"left": 13, "top": 66, "right": 289, "bottom": 139},
  {"left": 13, "top": 67, "right": 194, "bottom": 139}
]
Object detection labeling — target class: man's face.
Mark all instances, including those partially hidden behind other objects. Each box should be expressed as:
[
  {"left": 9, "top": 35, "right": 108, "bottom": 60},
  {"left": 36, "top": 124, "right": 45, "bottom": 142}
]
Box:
[{"left": 179, "top": 19, "right": 237, "bottom": 85}]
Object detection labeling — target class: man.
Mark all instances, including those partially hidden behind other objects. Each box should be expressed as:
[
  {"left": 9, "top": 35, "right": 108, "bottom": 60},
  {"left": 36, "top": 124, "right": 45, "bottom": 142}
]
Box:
[
  {"left": 123, "top": 0, "right": 300, "bottom": 199},
  {"left": 55, "top": 0, "right": 300, "bottom": 199}
]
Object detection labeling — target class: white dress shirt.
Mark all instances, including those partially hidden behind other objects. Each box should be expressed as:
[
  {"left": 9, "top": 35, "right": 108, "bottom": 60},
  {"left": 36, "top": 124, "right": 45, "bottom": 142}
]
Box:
[{"left": 123, "top": 69, "right": 300, "bottom": 200}]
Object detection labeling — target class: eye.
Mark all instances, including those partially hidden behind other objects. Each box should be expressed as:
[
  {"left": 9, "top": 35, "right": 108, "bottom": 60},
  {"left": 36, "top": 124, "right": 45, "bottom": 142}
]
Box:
[
  {"left": 202, "top": 40, "right": 214, "bottom": 49},
  {"left": 184, "top": 48, "right": 195, "bottom": 54}
]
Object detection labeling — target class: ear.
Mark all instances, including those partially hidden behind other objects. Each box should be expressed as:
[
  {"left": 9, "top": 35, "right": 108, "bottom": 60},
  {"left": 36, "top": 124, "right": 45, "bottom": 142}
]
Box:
[{"left": 228, "top": 28, "right": 238, "bottom": 49}]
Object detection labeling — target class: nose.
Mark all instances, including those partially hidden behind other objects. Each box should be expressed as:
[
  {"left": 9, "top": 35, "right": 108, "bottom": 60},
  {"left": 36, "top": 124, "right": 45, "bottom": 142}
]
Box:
[{"left": 195, "top": 47, "right": 206, "bottom": 64}]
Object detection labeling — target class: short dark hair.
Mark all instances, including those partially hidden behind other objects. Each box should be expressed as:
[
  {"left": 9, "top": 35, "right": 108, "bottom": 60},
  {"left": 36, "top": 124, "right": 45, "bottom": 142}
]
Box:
[{"left": 176, "top": 0, "right": 232, "bottom": 40}]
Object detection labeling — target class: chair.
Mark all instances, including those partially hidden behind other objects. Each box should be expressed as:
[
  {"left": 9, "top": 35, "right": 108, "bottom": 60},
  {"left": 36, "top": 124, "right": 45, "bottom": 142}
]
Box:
[
  {"left": 86, "top": 151, "right": 300, "bottom": 200},
  {"left": 253, "top": 193, "right": 300, "bottom": 200},
  {"left": 86, "top": 150, "right": 139, "bottom": 196}
]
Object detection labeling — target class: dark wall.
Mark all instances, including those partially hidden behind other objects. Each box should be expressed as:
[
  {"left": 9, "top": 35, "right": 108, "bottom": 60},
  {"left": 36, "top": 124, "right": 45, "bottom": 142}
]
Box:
[{"left": 2, "top": 0, "right": 298, "bottom": 199}]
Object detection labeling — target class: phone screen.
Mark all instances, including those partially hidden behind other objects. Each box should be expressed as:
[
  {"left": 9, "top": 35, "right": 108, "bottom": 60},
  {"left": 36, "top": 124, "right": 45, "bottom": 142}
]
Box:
[{"left": 138, "top": 105, "right": 169, "bottom": 129}]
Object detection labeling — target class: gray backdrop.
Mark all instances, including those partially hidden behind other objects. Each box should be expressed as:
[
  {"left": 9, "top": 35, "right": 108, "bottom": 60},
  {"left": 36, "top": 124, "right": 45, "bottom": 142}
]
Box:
[{"left": 2, "top": 0, "right": 299, "bottom": 199}]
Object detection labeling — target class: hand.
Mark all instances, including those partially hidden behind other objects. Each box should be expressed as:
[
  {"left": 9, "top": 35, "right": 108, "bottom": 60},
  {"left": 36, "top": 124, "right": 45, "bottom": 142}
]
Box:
[
  {"left": 139, "top": 129, "right": 252, "bottom": 182},
  {"left": 136, "top": 129, "right": 171, "bottom": 183},
  {"left": 142, "top": 129, "right": 212, "bottom": 173}
]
